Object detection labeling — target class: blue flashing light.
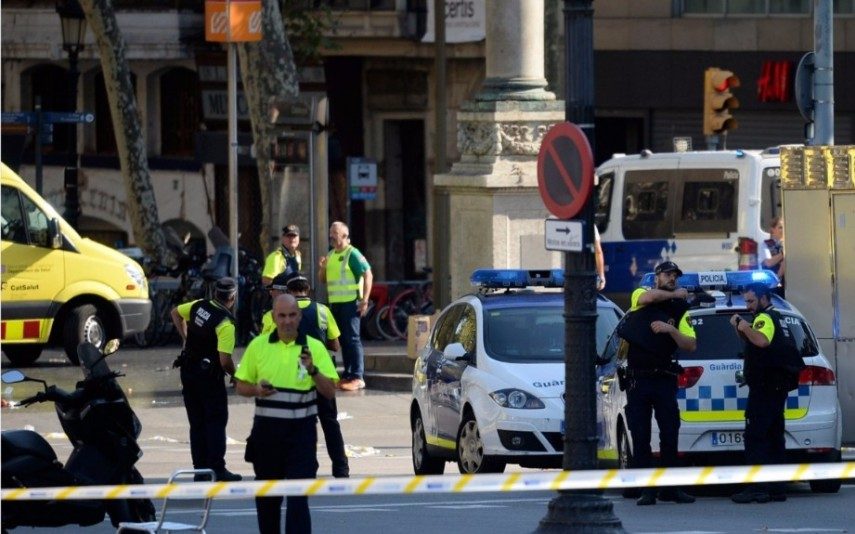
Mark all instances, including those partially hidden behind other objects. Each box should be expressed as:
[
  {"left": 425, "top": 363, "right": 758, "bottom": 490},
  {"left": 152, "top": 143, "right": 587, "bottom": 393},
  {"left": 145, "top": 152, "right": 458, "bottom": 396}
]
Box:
[
  {"left": 471, "top": 269, "right": 564, "bottom": 289},
  {"left": 639, "top": 269, "right": 780, "bottom": 292}
]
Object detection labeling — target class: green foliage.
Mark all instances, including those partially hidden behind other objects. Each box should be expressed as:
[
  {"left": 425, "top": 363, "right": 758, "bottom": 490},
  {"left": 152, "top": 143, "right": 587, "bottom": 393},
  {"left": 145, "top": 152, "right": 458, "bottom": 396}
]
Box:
[{"left": 281, "top": 1, "right": 340, "bottom": 65}]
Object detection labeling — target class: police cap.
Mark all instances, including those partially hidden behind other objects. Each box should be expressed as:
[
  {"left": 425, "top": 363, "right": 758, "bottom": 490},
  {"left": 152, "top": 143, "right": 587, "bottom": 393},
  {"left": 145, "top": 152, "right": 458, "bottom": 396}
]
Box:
[{"left": 654, "top": 261, "right": 683, "bottom": 277}]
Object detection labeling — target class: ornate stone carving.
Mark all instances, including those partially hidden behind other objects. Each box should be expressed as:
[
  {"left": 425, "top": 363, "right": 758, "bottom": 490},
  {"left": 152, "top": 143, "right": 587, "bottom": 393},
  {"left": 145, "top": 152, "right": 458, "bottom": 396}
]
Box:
[{"left": 458, "top": 120, "right": 557, "bottom": 157}]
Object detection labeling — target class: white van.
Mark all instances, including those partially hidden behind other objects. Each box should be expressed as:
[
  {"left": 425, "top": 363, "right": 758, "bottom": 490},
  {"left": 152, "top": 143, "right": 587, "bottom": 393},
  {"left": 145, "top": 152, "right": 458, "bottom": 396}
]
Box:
[{"left": 595, "top": 149, "right": 782, "bottom": 307}]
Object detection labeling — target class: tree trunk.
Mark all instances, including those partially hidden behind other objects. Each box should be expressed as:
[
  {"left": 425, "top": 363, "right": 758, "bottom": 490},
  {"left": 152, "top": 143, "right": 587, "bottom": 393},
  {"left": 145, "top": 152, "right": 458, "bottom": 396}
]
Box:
[
  {"left": 78, "top": 0, "right": 175, "bottom": 268},
  {"left": 236, "top": 0, "right": 300, "bottom": 256}
]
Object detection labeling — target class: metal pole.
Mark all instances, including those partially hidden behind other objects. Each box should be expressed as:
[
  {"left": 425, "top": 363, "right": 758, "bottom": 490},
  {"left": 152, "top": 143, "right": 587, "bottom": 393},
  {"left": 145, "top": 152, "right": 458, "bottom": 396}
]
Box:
[
  {"left": 535, "top": 1, "right": 623, "bottom": 531},
  {"left": 432, "top": 0, "right": 451, "bottom": 309},
  {"left": 813, "top": 0, "right": 834, "bottom": 145},
  {"left": 64, "top": 48, "right": 80, "bottom": 230},
  {"left": 35, "top": 96, "right": 43, "bottom": 196},
  {"left": 309, "top": 122, "right": 316, "bottom": 285},
  {"left": 228, "top": 43, "right": 239, "bottom": 280}
]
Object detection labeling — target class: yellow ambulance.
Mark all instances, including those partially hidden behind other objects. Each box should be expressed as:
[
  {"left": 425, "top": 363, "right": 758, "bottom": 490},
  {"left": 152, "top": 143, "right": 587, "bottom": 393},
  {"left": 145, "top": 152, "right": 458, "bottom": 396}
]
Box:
[{"left": 1, "top": 162, "right": 150, "bottom": 365}]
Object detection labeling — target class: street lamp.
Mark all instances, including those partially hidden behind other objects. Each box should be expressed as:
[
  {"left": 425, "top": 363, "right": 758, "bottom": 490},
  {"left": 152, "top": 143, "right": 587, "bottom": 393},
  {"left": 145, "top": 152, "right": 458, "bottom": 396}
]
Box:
[{"left": 56, "top": 0, "right": 87, "bottom": 229}]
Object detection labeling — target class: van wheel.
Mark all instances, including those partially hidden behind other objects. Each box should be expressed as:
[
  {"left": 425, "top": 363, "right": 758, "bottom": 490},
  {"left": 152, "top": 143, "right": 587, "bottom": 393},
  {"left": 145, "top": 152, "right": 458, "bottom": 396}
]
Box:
[
  {"left": 2, "top": 345, "right": 43, "bottom": 367},
  {"left": 63, "top": 304, "right": 105, "bottom": 365}
]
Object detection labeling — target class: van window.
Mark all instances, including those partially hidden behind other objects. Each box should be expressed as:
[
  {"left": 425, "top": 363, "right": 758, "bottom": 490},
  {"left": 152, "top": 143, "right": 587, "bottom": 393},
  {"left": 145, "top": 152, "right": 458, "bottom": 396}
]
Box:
[
  {"left": 1, "top": 185, "right": 27, "bottom": 244},
  {"left": 20, "top": 192, "right": 51, "bottom": 247},
  {"left": 761, "top": 167, "right": 782, "bottom": 231},
  {"left": 623, "top": 171, "right": 671, "bottom": 239},
  {"left": 595, "top": 172, "right": 614, "bottom": 234},
  {"left": 674, "top": 169, "right": 738, "bottom": 234}
]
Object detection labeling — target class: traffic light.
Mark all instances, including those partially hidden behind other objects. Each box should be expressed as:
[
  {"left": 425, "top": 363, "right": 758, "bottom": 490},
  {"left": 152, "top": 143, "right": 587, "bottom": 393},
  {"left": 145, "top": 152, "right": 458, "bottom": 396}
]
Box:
[{"left": 703, "top": 68, "right": 740, "bottom": 136}]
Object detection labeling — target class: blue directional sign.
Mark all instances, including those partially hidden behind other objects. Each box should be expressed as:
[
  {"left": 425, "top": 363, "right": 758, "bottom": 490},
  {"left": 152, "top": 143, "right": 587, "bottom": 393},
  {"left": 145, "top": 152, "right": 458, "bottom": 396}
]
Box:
[
  {"left": 1, "top": 111, "right": 95, "bottom": 124},
  {"left": 1, "top": 112, "right": 37, "bottom": 124}
]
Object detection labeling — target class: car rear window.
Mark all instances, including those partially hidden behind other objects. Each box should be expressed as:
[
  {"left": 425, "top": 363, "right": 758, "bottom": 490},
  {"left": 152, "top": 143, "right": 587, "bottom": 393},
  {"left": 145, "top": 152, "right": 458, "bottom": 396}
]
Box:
[
  {"left": 484, "top": 306, "right": 621, "bottom": 363},
  {"left": 677, "top": 312, "right": 819, "bottom": 361}
]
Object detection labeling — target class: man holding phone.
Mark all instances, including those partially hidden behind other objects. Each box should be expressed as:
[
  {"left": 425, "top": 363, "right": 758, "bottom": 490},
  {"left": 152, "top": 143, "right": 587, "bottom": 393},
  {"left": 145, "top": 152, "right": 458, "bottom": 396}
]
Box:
[{"left": 235, "top": 294, "right": 339, "bottom": 533}]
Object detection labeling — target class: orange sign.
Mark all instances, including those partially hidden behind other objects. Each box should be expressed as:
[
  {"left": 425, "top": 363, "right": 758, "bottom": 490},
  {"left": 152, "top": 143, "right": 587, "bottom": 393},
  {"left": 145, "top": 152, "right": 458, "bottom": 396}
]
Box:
[{"left": 205, "top": 0, "right": 262, "bottom": 43}]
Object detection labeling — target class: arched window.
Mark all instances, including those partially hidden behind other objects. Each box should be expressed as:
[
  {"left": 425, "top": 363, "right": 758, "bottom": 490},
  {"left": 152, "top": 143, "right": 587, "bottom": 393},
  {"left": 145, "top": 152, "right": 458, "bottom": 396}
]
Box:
[{"left": 160, "top": 68, "right": 201, "bottom": 157}]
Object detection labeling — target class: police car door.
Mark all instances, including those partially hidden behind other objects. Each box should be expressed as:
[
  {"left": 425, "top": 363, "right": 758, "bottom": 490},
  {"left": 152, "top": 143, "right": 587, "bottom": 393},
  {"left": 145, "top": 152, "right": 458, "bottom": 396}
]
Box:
[
  {"left": 435, "top": 304, "right": 477, "bottom": 438},
  {"left": 426, "top": 305, "right": 463, "bottom": 443}
]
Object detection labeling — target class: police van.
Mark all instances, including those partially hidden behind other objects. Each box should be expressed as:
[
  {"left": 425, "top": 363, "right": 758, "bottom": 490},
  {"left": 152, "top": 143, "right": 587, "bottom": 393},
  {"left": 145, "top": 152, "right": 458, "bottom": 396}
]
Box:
[
  {"left": 597, "top": 270, "right": 843, "bottom": 493},
  {"left": 1, "top": 162, "right": 150, "bottom": 366},
  {"left": 596, "top": 149, "right": 782, "bottom": 308}
]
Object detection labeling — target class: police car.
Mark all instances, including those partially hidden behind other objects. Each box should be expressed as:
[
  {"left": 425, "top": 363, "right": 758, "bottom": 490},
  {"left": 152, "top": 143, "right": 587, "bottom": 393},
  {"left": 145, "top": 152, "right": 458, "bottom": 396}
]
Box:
[
  {"left": 597, "top": 270, "right": 843, "bottom": 493},
  {"left": 410, "top": 269, "right": 623, "bottom": 474}
]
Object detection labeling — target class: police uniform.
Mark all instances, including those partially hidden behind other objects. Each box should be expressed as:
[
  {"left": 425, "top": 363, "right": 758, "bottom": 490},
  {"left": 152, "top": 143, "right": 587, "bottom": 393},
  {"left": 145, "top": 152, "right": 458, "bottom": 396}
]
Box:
[
  {"left": 621, "top": 274, "right": 696, "bottom": 505},
  {"left": 325, "top": 243, "right": 370, "bottom": 383},
  {"left": 236, "top": 332, "right": 338, "bottom": 533},
  {"left": 176, "top": 298, "right": 235, "bottom": 478},
  {"left": 733, "top": 304, "right": 795, "bottom": 503},
  {"left": 262, "top": 245, "right": 301, "bottom": 281},
  {"left": 260, "top": 293, "right": 349, "bottom": 478}
]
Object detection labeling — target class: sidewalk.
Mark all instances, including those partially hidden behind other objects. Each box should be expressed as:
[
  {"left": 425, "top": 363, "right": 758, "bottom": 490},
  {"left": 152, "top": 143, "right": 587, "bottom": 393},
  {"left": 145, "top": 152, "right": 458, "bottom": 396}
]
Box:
[{"left": 360, "top": 340, "right": 412, "bottom": 392}]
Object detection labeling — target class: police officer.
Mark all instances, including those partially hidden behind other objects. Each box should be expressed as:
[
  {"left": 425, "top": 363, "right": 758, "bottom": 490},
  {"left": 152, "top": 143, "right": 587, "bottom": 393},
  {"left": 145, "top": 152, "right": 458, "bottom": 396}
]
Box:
[
  {"left": 261, "top": 224, "right": 302, "bottom": 288},
  {"left": 319, "top": 221, "right": 372, "bottom": 391},
  {"left": 285, "top": 272, "right": 350, "bottom": 479},
  {"left": 622, "top": 261, "right": 697, "bottom": 506},
  {"left": 169, "top": 277, "right": 242, "bottom": 482},
  {"left": 259, "top": 272, "right": 290, "bottom": 335},
  {"left": 730, "top": 283, "right": 793, "bottom": 504},
  {"left": 235, "top": 294, "right": 339, "bottom": 534}
]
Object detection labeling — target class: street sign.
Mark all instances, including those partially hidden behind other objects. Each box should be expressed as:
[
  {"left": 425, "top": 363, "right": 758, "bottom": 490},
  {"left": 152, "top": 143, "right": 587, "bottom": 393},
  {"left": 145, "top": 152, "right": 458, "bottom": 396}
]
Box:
[
  {"left": 545, "top": 219, "right": 584, "bottom": 252},
  {"left": 348, "top": 157, "right": 378, "bottom": 201},
  {"left": 536, "top": 122, "right": 594, "bottom": 220},
  {"left": 2, "top": 111, "right": 94, "bottom": 124}
]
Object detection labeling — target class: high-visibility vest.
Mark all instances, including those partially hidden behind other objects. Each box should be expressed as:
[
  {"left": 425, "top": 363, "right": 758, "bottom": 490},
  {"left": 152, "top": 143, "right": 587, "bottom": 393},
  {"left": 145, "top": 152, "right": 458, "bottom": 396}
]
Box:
[{"left": 326, "top": 246, "right": 361, "bottom": 303}]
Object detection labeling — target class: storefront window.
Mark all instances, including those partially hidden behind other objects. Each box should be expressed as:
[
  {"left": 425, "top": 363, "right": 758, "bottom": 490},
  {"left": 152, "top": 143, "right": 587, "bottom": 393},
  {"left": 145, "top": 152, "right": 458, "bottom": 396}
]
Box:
[{"left": 683, "top": 0, "right": 851, "bottom": 14}]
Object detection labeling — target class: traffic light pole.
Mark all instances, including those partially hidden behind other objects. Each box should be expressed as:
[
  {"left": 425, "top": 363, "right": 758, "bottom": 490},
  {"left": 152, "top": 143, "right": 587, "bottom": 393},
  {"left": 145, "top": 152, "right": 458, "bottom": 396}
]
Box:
[{"left": 534, "top": 2, "right": 623, "bottom": 531}]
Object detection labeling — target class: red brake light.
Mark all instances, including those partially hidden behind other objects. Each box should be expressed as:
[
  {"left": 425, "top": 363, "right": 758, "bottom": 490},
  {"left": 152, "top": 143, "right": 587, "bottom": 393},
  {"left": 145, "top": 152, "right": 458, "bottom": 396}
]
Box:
[
  {"left": 737, "top": 237, "right": 758, "bottom": 270},
  {"left": 799, "top": 365, "right": 836, "bottom": 386},
  {"left": 678, "top": 366, "right": 704, "bottom": 389}
]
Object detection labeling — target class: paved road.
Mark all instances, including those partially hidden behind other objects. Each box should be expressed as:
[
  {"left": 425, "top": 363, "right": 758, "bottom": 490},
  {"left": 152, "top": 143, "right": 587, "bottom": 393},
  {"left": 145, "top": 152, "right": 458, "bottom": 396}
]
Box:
[{"left": 3, "top": 346, "right": 854, "bottom": 533}]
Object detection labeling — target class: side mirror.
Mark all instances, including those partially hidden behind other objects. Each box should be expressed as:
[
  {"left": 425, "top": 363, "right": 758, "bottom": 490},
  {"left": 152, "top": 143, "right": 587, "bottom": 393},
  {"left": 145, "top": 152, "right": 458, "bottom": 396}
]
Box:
[
  {"left": 103, "top": 339, "right": 121, "bottom": 356},
  {"left": 442, "top": 342, "right": 469, "bottom": 361},
  {"left": 48, "top": 218, "right": 62, "bottom": 249},
  {"left": 1, "top": 370, "right": 26, "bottom": 384}
]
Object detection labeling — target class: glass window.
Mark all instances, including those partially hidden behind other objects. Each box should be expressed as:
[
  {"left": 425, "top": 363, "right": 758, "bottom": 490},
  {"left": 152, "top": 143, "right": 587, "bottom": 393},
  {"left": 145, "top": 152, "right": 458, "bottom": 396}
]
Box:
[
  {"left": 453, "top": 305, "right": 477, "bottom": 355},
  {"left": 835, "top": 0, "right": 855, "bottom": 14},
  {"left": 622, "top": 170, "right": 673, "bottom": 239},
  {"left": 676, "top": 312, "right": 818, "bottom": 361},
  {"left": 761, "top": 167, "right": 782, "bottom": 231},
  {"left": 769, "top": 0, "right": 810, "bottom": 13},
  {"left": 1, "top": 185, "right": 27, "bottom": 244},
  {"left": 675, "top": 169, "right": 738, "bottom": 234},
  {"left": 432, "top": 305, "right": 461, "bottom": 351},
  {"left": 20, "top": 193, "right": 51, "bottom": 247},
  {"left": 595, "top": 172, "right": 614, "bottom": 234},
  {"left": 729, "top": 0, "right": 766, "bottom": 13},
  {"left": 484, "top": 305, "right": 621, "bottom": 363},
  {"left": 684, "top": 0, "right": 726, "bottom": 13}
]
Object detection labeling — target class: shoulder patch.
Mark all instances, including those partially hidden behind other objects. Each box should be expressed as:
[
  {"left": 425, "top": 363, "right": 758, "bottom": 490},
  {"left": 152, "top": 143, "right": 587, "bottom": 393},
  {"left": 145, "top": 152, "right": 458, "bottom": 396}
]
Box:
[{"left": 754, "top": 320, "right": 765, "bottom": 329}]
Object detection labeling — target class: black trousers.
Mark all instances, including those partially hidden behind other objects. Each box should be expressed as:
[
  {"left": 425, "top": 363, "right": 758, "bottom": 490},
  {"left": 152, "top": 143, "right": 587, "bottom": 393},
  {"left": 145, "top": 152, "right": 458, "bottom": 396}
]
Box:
[
  {"left": 180, "top": 368, "right": 228, "bottom": 473},
  {"left": 249, "top": 416, "right": 318, "bottom": 534},
  {"left": 317, "top": 395, "right": 349, "bottom": 477},
  {"left": 745, "top": 385, "right": 788, "bottom": 492},
  {"left": 625, "top": 374, "right": 680, "bottom": 469}
]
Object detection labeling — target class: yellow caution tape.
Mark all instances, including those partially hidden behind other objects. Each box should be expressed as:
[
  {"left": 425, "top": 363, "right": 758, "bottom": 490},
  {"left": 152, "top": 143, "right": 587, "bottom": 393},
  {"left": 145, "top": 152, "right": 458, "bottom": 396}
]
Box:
[{"left": 1, "top": 462, "right": 851, "bottom": 502}]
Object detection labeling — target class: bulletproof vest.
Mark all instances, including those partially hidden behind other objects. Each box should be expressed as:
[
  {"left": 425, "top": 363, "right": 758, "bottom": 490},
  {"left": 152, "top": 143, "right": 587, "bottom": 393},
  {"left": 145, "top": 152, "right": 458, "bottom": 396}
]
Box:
[
  {"left": 297, "top": 299, "right": 325, "bottom": 344},
  {"left": 279, "top": 246, "right": 299, "bottom": 277},
  {"left": 185, "top": 299, "right": 234, "bottom": 371},
  {"left": 743, "top": 307, "right": 804, "bottom": 390},
  {"left": 623, "top": 297, "right": 689, "bottom": 370}
]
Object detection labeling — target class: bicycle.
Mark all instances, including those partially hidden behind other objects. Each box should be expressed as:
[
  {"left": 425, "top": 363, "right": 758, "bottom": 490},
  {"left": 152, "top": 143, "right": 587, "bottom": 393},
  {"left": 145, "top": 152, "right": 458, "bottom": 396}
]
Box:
[{"left": 386, "top": 278, "right": 434, "bottom": 340}]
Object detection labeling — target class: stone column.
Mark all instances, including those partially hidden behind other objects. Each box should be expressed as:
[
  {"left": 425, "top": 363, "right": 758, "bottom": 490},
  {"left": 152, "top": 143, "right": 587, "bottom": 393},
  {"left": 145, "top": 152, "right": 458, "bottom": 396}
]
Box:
[{"left": 434, "top": 0, "right": 565, "bottom": 299}]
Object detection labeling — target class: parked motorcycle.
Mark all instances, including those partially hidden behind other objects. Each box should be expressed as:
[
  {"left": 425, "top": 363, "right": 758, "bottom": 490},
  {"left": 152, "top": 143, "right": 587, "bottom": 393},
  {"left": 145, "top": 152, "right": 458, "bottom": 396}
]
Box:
[{"left": 1, "top": 340, "right": 156, "bottom": 529}]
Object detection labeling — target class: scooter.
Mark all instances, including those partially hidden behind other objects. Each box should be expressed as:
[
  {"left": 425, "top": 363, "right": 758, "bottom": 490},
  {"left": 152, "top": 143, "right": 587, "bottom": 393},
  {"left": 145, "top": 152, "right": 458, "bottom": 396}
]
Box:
[{"left": 1, "top": 340, "right": 156, "bottom": 529}]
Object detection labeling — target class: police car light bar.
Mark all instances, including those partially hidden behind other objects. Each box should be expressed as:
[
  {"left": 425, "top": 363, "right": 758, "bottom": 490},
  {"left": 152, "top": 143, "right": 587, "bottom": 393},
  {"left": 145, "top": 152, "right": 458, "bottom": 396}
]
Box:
[
  {"left": 471, "top": 269, "right": 564, "bottom": 289},
  {"left": 639, "top": 269, "right": 780, "bottom": 292}
]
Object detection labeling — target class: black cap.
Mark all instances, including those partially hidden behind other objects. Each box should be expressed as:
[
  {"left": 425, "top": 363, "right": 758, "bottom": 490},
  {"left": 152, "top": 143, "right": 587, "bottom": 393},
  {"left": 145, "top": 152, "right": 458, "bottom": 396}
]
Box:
[
  {"left": 282, "top": 224, "right": 300, "bottom": 236},
  {"left": 214, "top": 277, "right": 238, "bottom": 299},
  {"left": 268, "top": 272, "right": 291, "bottom": 291},
  {"left": 285, "top": 273, "right": 310, "bottom": 290},
  {"left": 654, "top": 261, "right": 683, "bottom": 277}
]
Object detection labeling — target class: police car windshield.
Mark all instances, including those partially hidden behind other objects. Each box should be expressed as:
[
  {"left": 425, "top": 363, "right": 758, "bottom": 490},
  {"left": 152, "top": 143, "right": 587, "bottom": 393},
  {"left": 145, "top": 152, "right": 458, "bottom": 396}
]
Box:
[
  {"left": 676, "top": 312, "right": 819, "bottom": 361},
  {"left": 484, "top": 306, "right": 621, "bottom": 363}
]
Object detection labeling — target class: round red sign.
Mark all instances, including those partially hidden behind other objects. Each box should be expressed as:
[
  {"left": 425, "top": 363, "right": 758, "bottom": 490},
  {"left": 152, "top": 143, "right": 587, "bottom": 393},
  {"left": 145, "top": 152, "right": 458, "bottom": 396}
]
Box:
[{"left": 536, "top": 122, "right": 594, "bottom": 220}]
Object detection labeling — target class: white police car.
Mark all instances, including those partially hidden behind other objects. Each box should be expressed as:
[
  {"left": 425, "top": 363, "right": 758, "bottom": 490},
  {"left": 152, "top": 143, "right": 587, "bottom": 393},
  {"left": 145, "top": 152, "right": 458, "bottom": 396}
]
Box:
[
  {"left": 410, "top": 269, "right": 623, "bottom": 474},
  {"left": 597, "top": 270, "right": 843, "bottom": 493}
]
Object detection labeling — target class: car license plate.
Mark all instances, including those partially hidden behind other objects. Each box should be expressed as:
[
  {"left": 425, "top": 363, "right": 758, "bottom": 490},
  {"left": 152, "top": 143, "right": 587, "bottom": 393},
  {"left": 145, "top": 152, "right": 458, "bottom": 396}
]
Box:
[{"left": 711, "top": 431, "right": 744, "bottom": 447}]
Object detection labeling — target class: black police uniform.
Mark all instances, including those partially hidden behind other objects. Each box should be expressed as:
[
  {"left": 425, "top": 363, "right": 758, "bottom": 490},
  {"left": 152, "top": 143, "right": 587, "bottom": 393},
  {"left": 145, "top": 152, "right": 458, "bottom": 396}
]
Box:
[
  {"left": 623, "top": 294, "right": 689, "bottom": 471},
  {"left": 181, "top": 299, "right": 234, "bottom": 475},
  {"left": 297, "top": 296, "right": 350, "bottom": 478},
  {"left": 737, "top": 305, "right": 800, "bottom": 501}
]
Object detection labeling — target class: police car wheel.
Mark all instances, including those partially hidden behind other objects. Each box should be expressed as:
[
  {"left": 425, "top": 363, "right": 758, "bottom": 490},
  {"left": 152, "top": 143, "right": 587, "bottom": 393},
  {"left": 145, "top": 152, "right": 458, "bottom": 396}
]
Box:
[
  {"left": 456, "top": 415, "right": 505, "bottom": 475},
  {"left": 63, "top": 304, "right": 105, "bottom": 365},
  {"left": 412, "top": 410, "right": 445, "bottom": 475}
]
